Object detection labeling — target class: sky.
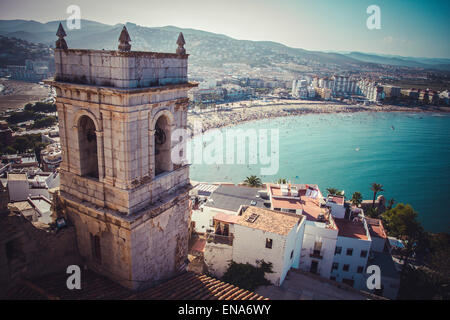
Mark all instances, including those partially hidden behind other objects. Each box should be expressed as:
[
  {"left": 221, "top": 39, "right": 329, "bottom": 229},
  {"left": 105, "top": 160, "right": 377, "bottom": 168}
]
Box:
[{"left": 0, "top": 0, "right": 449, "bottom": 58}]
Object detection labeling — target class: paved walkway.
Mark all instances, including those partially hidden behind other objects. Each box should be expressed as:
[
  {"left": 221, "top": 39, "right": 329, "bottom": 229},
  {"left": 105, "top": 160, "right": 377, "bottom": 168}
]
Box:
[{"left": 255, "top": 270, "right": 375, "bottom": 300}]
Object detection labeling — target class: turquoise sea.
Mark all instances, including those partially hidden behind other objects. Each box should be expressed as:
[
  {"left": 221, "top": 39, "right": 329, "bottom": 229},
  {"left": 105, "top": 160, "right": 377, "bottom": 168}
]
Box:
[{"left": 189, "top": 112, "right": 450, "bottom": 233}]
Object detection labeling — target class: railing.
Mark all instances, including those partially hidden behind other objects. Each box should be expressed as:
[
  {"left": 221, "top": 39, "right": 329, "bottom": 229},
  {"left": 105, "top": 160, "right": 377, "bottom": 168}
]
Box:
[
  {"left": 206, "top": 231, "right": 233, "bottom": 246},
  {"left": 309, "top": 248, "right": 324, "bottom": 259}
]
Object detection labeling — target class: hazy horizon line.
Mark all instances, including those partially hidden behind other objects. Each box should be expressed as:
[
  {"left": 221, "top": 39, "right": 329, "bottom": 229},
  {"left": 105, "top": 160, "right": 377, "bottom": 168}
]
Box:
[{"left": 2, "top": 17, "right": 449, "bottom": 61}]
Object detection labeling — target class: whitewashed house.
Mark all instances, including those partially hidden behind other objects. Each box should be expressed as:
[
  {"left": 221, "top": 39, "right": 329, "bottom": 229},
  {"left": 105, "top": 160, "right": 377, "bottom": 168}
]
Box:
[
  {"left": 204, "top": 205, "right": 306, "bottom": 286},
  {"left": 331, "top": 216, "right": 372, "bottom": 290},
  {"left": 192, "top": 184, "right": 269, "bottom": 233},
  {"left": 267, "top": 183, "right": 338, "bottom": 279}
]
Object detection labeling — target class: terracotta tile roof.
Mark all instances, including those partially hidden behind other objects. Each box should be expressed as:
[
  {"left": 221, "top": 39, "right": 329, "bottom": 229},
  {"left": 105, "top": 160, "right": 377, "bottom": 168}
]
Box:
[
  {"left": 267, "top": 183, "right": 332, "bottom": 225},
  {"left": 335, "top": 218, "right": 369, "bottom": 240},
  {"left": 130, "top": 272, "right": 267, "bottom": 300},
  {"left": 329, "top": 196, "right": 345, "bottom": 206},
  {"left": 6, "top": 271, "right": 267, "bottom": 300},
  {"left": 366, "top": 218, "right": 387, "bottom": 239},
  {"left": 6, "top": 270, "right": 132, "bottom": 300},
  {"left": 235, "top": 206, "right": 302, "bottom": 236},
  {"left": 213, "top": 212, "right": 240, "bottom": 224}
]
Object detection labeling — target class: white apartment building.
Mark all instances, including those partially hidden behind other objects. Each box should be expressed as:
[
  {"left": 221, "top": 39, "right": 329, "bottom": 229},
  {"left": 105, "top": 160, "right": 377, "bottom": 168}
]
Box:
[
  {"left": 7, "top": 171, "right": 59, "bottom": 202},
  {"left": 315, "top": 75, "right": 361, "bottom": 97},
  {"left": 204, "top": 205, "right": 306, "bottom": 286},
  {"left": 332, "top": 216, "right": 372, "bottom": 290},
  {"left": 358, "top": 79, "right": 385, "bottom": 102},
  {"left": 326, "top": 195, "right": 346, "bottom": 219},
  {"left": 267, "top": 183, "right": 338, "bottom": 279}
]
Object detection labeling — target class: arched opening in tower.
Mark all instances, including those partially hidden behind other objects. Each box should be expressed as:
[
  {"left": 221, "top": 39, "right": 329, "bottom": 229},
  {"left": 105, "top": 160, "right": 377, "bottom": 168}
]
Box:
[
  {"left": 78, "top": 115, "right": 99, "bottom": 179},
  {"left": 154, "top": 114, "right": 172, "bottom": 176}
]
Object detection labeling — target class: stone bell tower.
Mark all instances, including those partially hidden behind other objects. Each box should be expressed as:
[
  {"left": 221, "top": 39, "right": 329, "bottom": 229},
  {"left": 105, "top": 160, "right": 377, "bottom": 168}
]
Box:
[{"left": 45, "top": 24, "right": 197, "bottom": 290}]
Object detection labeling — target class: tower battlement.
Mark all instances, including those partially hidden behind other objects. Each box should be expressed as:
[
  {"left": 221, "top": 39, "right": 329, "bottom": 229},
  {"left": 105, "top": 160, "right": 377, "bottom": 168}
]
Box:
[{"left": 54, "top": 49, "right": 188, "bottom": 88}]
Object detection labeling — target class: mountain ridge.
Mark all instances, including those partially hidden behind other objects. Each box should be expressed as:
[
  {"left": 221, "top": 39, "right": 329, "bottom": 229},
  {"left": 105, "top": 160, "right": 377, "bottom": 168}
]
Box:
[{"left": 0, "top": 19, "right": 448, "bottom": 71}]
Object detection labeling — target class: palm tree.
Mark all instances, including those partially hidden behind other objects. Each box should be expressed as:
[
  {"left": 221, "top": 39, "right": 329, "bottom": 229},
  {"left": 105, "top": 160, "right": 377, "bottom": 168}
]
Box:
[
  {"left": 243, "top": 175, "right": 262, "bottom": 187},
  {"left": 276, "top": 178, "right": 287, "bottom": 184},
  {"left": 370, "top": 183, "right": 384, "bottom": 208},
  {"left": 387, "top": 198, "right": 395, "bottom": 210},
  {"left": 326, "top": 188, "right": 343, "bottom": 196},
  {"left": 351, "top": 192, "right": 363, "bottom": 207},
  {"left": 326, "top": 188, "right": 338, "bottom": 196}
]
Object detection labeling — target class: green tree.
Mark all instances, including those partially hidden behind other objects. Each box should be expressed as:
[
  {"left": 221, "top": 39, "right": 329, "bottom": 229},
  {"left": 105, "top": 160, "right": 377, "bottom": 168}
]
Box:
[
  {"left": 326, "top": 188, "right": 343, "bottom": 196},
  {"left": 351, "top": 191, "right": 363, "bottom": 207},
  {"left": 370, "top": 183, "right": 384, "bottom": 208},
  {"left": 13, "top": 136, "right": 33, "bottom": 153},
  {"left": 381, "top": 203, "right": 423, "bottom": 270},
  {"left": 365, "top": 207, "right": 380, "bottom": 218},
  {"left": 32, "top": 116, "right": 56, "bottom": 129},
  {"left": 222, "top": 260, "right": 273, "bottom": 291},
  {"left": 387, "top": 198, "right": 396, "bottom": 210},
  {"left": 276, "top": 178, "right": 287, "bottom": 184},
  {"left": 243, "top": 175, "right": 262, "bottom": 187}
]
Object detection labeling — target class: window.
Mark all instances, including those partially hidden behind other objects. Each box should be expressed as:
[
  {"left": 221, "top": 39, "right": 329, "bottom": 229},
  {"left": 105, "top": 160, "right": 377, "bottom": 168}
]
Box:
[
  {"left": 335, "top": 246, "right": 342, "bottom": 255},
  {"left": 266, "top": 238, "right": 273, "bottom": 249},
  {"left": 360, "top": 250, "right": 368, "bottom": 258},
  {"left": 332, "top": 262, "right": 339, "bottom": 270},
  {"left": 290, "top": 250, "right": 294, "bottom": 259},
  {"left": 343, "top": 264, "right": 350, "bottom": 271},
  {"left": 313, "top": 241, "right": 322, "bottom": 255},
  {"left": 357, "top": 266, "right": 364, "bottom": 273},
  {"left": 78, "top": 115, "right": 99, "bottom": 179},
  {"left": 154, "top": 114, "right": 172, "bottom": 176},
  {"left": 90, "top": 234, "right": 102, "bottom": 263},
  {"left": 346, "top": 248, "right": 353, "bottom": 256}
]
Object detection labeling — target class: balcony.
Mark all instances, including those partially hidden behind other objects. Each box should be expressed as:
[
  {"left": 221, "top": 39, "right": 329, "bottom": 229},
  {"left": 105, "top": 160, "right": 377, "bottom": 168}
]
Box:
[
  {"left": 206, "top": 231, "right": 233, "bottom": 246},
  {"left": 309, "top": 248, "right": 324, "bottom": 259}
]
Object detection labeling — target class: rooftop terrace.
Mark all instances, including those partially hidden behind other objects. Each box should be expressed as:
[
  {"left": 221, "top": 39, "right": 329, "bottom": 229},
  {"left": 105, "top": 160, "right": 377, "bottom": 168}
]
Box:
[{"left": 335, "top": 218, "right": 369, "bottom": 240}]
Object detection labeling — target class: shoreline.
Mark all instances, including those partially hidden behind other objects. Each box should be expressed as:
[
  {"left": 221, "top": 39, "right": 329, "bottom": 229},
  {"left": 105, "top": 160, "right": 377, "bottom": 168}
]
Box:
[{"left": 187, "top": 101, "right": 450, "bottom": 135}]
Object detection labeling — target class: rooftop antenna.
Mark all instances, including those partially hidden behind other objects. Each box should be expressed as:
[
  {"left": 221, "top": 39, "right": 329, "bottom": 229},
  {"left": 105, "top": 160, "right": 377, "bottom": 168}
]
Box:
[
  {"left": 118, "top": 26, "right": 131, "bottom": 52},
  {"left": 55, "top": 22, "right": 68, "bottom": 50}
]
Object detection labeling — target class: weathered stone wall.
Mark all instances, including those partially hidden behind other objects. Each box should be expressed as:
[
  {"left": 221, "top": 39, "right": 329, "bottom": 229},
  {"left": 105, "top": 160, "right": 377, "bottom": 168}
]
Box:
[
  {"left": 64, "top": 200, "right": 133, "bottom": 289},
  {"left": 62, "top": 183, "right": 191, "bottom": 290},
  {"left": 204, "top": 242, "right": 233, "bottom": 278},
  {"left": 130, "top": 195, "right": 190, "bottom": 290},
  {"left": 54, "top": 49, "right": 188, "bottom": 88}
]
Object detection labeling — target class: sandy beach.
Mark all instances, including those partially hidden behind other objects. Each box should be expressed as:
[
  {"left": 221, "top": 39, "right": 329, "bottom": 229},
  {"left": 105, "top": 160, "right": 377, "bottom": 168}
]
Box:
[
  {"left": 0, "top": 78, "right": 50, "bottom": 112},
  {"left": 187, "top": 99, "right": 450, "bottom": 133}
]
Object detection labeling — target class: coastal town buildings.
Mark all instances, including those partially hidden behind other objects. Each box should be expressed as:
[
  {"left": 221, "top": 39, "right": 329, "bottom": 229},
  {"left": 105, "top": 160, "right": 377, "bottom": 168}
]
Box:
[
  {"left": 191, "top": 184, "right": 268, "bottom": 233},
  {"left": 8, "top": 194, "right": 53, "bottom": 224},
  {"left": 331, "top": 216, "right": 371, "bottom": 290},
  {"left": 204, "top": 205, "right": 306, "bottom": 286},
  {"left": 188, "top": 181, "right": 399, "bottom": 299},
  {"left": 266, "top": 183, "right": 338, "bottom": 280},
  {"left": 358, "top": 79, "right": 385, "bottom": 102},
  {"left": 40, "top": 143, "right": 62, "bottom": 171},
  {"left": 6, "top": 171, "right": 59, "bottom": 202}
]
